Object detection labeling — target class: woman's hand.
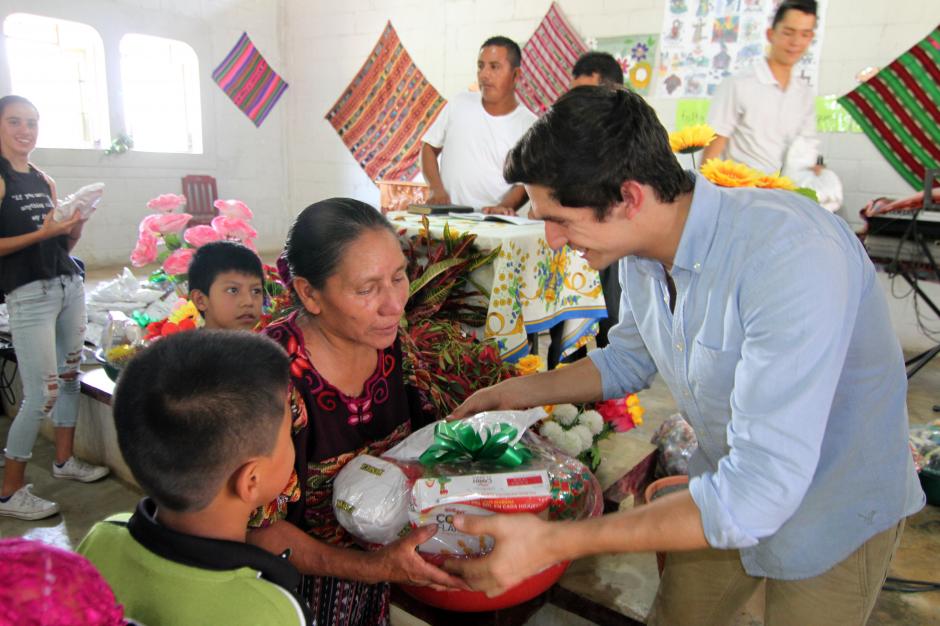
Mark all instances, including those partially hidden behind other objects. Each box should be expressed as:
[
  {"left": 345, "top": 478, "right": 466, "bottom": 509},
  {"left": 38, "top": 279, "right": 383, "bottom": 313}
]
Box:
[
  {"left": 373, "top": 525, "right": 470, "bottom": 590},
  {"left": 39, "top": 208, "right": 82, "bottom": 240}
]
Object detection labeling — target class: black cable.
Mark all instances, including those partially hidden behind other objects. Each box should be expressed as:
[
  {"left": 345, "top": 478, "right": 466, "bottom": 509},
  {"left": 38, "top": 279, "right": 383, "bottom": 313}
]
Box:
[{"left": 882, "top": 576, "right": 940, "bottom": 593}]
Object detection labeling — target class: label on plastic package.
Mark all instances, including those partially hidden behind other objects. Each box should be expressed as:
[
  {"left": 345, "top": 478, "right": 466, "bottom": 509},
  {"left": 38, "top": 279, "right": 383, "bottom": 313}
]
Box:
[
  {"left": 411, "top": 469, "right": 551, "bottom": 514},
  {"left": 411, "top": 503, "right": 496, "bottom": 556}
]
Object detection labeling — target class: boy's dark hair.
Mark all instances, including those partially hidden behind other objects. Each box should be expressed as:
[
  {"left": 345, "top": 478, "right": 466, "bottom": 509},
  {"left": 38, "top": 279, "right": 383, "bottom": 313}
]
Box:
[
  {"left": 572, "top": 52, "right": 624, "bottom": 88},
  {"left": 505, "top": 87, "right": 693, "bottom": 220},
  {"left": 286, "top": 198, "right": 395, "bottom": 290},
  {"left": 481, "top": 36, "right": 522, "bottom": 69},
  {"left": 113, "top": 331, "right": 289, "bottom": 512},
  {"left": 772, "top": 0, "right": 817, "bottom": 28},
  {"left": 188, "top": 241, "right": 263, "bottom": 296}
]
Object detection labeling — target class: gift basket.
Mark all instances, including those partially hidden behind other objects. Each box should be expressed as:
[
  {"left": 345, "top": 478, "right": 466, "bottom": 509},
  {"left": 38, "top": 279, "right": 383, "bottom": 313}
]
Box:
[
  {"left": 95, "top": 311, "right": 146, "bottom": 381},
  {"left": 332, "top": 409, "right": 603, "bottom": 611}
]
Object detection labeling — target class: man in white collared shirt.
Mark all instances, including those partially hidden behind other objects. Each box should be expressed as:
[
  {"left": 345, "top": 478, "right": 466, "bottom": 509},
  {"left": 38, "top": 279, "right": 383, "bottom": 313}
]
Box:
[{"left": 702, "top": 0, "right": 818, "bottom": 174}]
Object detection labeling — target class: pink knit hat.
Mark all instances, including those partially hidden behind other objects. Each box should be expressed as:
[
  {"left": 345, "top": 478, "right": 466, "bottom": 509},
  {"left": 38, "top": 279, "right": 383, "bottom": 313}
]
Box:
[{"left": 0, "top": 538, "right": 126, "bottom": 626}]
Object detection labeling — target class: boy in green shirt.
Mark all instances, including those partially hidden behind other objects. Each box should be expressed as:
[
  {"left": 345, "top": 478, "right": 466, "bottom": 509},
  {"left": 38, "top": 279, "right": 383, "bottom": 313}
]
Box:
[{"left": 78, "top": 331, "right": 310, "bottom": 626}]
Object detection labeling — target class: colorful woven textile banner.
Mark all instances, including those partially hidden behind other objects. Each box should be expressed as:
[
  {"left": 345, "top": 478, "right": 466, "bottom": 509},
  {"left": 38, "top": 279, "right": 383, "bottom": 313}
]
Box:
[
  {"left": 326, "top": 22, "right": 446, "bottom": 182},
  {"left": 516, "top": 3, "right": 589, "bottom": 116},
  {"left": 838, "top": 26, "right": 940, "bottom": 190},
  {"left": 212, "top": 32, "right": 288, "bottom": 127}
]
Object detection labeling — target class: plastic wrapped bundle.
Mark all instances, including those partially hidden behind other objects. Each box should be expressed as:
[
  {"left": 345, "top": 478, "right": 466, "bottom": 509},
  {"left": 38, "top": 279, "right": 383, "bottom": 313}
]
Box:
[
  {"left": 54, "top": 182, "right": 104, "bottom": 222},
  {"left": 332, "top": 408, "right": 603, "bottom": 560}
]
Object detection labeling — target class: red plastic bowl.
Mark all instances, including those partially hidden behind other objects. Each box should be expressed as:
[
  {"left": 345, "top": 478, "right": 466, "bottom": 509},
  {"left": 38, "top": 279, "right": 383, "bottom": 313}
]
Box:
[{"left": 398, "top": 560, "right": 571, "bottom": 612}]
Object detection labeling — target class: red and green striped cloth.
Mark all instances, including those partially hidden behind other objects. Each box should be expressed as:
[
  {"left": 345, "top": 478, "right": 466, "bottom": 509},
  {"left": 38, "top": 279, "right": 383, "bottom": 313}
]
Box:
[
  {"left": 838, "top": 26, "right": 940, "bottom": 190},
  {"left": 325, "top": 22, "right": 446, "bottom": 182},
  {"left": 516, "top": 2, "right": 588, "bottom": 116},
  {"left": 212, "top": 32, "right": 288, "bottom": 127}
]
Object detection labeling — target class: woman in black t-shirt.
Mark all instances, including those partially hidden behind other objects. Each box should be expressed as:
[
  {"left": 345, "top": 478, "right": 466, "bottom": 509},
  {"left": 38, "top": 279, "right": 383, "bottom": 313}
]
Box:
[{"left": 0, "top": 95, "right": 109, "bottom": 522}]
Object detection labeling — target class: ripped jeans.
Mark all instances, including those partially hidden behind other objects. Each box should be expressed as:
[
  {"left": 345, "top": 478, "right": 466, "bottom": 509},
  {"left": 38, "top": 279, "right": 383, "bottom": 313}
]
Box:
[{"left": 3, "top": 274, "right": 86, "bottom": 461}]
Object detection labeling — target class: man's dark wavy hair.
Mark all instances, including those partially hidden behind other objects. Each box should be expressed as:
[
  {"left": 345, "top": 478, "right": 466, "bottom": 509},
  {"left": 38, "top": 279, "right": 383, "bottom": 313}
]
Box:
[{"left": 505, "top": 87, "right": 692, "bottom": 219}]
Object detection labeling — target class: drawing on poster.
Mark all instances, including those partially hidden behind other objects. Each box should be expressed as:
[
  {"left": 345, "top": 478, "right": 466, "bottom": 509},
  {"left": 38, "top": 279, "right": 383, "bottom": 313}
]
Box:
[
  {"left": 656, "top": 0, "right": 827, "bottom": 98},
  {"left": 593, "top": 35, "right": 661, "bottom": 96}
]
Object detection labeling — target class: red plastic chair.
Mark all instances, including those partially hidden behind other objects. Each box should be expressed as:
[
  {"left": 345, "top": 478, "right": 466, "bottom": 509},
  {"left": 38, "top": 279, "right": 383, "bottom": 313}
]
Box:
[{"left": 181, "top": 175, "right": 218, "bottom": 227}]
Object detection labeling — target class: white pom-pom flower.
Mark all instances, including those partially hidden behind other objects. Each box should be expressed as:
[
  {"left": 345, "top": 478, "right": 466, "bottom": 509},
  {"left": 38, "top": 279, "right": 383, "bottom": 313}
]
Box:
[
  {"left": 551, "top": 404, "right": 580, "bottom": 426},
  {"left": 580, "top": 410, "right": 604, "bottom": 435},
  {"left": 570, "top": 424, "right": 595, "bottom": 449},
  {"left": 539, "top": 420, "right": 564, "bottom": 442},
  {"left": 557, "top": 430, "right": 586, "bottom": 456}
]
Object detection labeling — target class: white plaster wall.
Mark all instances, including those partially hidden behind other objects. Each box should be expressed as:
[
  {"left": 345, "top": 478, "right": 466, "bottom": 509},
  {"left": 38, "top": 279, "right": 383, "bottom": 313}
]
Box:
[
  {"left": 282, "top": 0, "right": 940, "bottom": 352},
  {"left": 0, "top": 0, "right": 291, "bottom": 266}
]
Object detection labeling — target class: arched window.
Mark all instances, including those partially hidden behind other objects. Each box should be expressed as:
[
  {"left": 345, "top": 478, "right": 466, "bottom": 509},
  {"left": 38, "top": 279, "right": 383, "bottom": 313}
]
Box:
[
  {"left": 3, "top": 13, "right": 110, "bottom": 149},
  {"left": 120, "top": 34, "right": 202, "bottom": 154}
]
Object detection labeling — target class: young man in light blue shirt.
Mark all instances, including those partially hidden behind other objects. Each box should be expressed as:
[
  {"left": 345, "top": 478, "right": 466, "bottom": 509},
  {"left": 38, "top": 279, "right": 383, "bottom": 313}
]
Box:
[{"left": 447, "top": 86, "right": 924, "bottom": 625}]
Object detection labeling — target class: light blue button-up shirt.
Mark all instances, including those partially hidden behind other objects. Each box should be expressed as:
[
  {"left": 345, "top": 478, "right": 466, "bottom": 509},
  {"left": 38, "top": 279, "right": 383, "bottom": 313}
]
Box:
[{"left": 590, "top": 175, "right": 924, "bottom": 579}]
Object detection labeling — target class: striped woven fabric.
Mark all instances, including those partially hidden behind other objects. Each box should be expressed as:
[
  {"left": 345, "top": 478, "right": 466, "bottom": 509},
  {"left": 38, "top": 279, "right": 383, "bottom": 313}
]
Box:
[
  {"left": 516, "top": 2, "right": 588, "bottom": 116},
  {"left": 212, "top": 32, "right": 288, "bottom": 127},
  {"left": 838, "top": 26, "right": 940, "bottom": 190},
  {"left": 326, "top": 22, "right": 446, "bottom": 182}
]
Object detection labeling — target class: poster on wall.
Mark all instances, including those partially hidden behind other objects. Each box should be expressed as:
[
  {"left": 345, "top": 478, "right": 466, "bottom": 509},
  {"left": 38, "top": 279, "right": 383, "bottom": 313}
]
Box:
[
  {"left": 656, "top": 0, "right": 827, "bottom": 98},
  {"left": 592, "top": 35, "right": 660, "bottom": 96}
]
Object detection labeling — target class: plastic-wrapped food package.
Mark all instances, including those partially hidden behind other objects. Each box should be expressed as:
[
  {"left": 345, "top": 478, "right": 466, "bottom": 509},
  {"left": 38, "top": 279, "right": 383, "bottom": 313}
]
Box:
[
  {"left": 54, "top": 183, "right": 104, "bottom": 222},
  {"left": 332, "top": 408, "right": 603, "bottom": 560},
  {"left": 650, "top": 413, "right": 698, "bottom": 477},
  {"left": 910, "top": 423, "right": 940, "bottom": 472}
]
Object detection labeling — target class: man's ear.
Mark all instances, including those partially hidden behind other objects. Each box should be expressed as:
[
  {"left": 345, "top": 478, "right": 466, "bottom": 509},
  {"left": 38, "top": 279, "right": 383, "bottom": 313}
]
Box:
[
  {"left": 614, "top": 181, "right": 645, "bottom": 220},
  {"left": 292, "top": 276, "right": 322, "bottom": 315},
  {"left": 231, "top": 459, "right": 263, "bottom": 505},
  {"left": 512, "top": 66, "right": 521, "bottom": 83},
  {"left": 190, "top": 289, "right": 209, "bottom": 313}
]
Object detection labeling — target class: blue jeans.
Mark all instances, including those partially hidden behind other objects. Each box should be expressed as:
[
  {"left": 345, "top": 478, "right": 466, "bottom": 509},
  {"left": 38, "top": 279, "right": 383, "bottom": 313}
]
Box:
[{"left": 3, "top": 274, "right": 86, "bottom": 461}]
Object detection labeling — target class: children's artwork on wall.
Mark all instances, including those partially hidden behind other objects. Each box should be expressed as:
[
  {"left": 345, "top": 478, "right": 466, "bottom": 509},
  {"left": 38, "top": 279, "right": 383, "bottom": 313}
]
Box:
[
  {"left": 656, "top": 0, "right": 828, "bottom": 98},
  {"left": 593, "top": 35, "right": 660, "bottom": 96},
  {"left": 516, "top": 2, "right": 588, "bottom": 115},
  {"left": 325, "top": 22, "right": 446, "bottom": 182},
  {"left": 212, "top": 32, "right": 288, "bottom": 127},
  {"left": 675, "top": 98, "right": 711, "bottom": 128}
]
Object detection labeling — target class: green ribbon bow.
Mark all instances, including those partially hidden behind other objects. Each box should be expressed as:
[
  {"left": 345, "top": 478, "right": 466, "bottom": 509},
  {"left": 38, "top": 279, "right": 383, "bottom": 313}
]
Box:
[
  {"left": 131, "top": 311, "right": 153, "bottom": 328},
  {"left": 418, "top": 421, "right": 532, "bottom": 467}
]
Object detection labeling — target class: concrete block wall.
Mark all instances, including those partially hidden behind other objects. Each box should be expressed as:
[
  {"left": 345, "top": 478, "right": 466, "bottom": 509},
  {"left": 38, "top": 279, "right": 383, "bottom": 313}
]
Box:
[
  {"left": 282, "top": 0, "right": 940, "bottom": 352},
  {"left": 0, "top": 0, "right": 291, "bottom": 266}
]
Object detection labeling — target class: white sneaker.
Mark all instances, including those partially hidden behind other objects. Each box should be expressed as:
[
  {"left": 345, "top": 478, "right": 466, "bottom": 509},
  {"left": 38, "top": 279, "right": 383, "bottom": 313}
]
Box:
[
  {"left": 52, "top": 457, "right": 110, "bottom": 483},
  {"left": 0, "top": 484, "right": 60, "bottom": 520}
]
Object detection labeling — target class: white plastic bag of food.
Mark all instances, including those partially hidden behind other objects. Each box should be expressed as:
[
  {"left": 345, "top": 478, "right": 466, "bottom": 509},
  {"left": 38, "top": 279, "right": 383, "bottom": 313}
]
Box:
[{"left": 54, "top": 182, "right": 104, "bottom": 222}]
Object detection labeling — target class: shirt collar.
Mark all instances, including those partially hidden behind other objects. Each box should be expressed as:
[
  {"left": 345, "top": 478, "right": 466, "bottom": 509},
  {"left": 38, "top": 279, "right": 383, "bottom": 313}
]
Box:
[
  {"left": 755, "top": 57, "right": 779, "bottom": 87},
  {"left": 672, "top": 173, "right": 722, "bottom": 275},
  {"left": 127, "top": 498, "right": 310, "bottom": 621}
]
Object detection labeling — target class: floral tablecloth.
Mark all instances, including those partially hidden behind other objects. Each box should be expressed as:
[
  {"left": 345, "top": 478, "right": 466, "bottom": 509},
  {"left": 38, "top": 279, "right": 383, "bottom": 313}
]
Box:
[{"left": 389, "top": 212, "right": 607, "bottom": 362}]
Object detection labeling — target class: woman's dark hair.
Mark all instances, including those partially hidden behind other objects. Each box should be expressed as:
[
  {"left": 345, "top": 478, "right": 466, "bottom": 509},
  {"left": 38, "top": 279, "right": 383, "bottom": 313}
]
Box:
[
  {"left": 505, "top": 86, "right": 692, "bottom": 219},
  {"left": 0, "top": 95, "right": 38, "bottom": 171},
  {"left": 285, "top": 198, "right": 396, "bottom": 290}
]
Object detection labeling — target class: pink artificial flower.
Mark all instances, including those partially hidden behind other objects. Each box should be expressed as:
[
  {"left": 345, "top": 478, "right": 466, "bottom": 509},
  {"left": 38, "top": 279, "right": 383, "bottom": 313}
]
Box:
[
  {"left": 211, "top": 215, "right": 258, "bottom": 243},
  {"left": 162, "top": 247, "right": 196, "bottom": 276},
  {"left": 184, "top": 225, "right": 223, "bottom": 248},
  {"left": 213, "top": 199, "right": 254, "bottom": 221},
  {"left": 140, "top": 212, "right": 193, "bottom": 235},
  {"left": 146, "top": 193, "right": 187, "bottom": 213},
  {"left": 241, "top": 237, "right": 257, "bottom": 251},
  {"left": 130, "top": 231, "right": 158, "bottom": 267}
]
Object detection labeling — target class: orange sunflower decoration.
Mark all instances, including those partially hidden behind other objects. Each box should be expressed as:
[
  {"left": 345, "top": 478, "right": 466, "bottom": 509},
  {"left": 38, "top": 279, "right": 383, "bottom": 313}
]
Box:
[
  {"left": 700, "top": 159, "right": 762, "bottom": 188},
  {"left": 754, "top": 173, "right": 797, "bottom": 191}
]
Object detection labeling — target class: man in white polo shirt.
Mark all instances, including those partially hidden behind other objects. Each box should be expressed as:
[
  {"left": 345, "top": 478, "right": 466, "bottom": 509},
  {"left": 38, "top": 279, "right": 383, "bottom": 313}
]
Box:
[
  {"left": 421, "top": 36, "right": 537, "bottom": 215},
  {"left": 702, "top": 0, "right": 818, "bottom": 174}
]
